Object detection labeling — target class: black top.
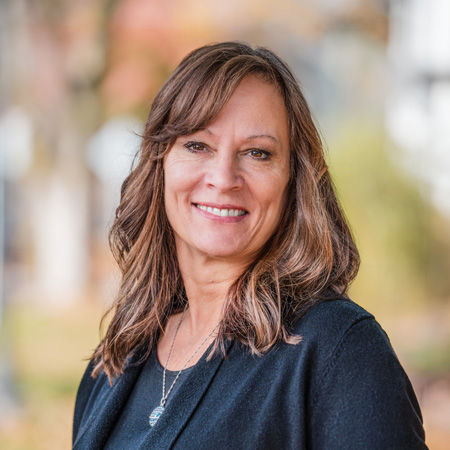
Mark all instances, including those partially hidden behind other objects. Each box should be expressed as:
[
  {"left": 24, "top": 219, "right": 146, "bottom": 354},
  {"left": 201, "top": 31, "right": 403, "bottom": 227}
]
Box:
[
  {"left": 73, "top": 298, "right": 428, "bottom": 449},
  {"left": 104, "top": 351, "right": 194, "bottom": 449}
]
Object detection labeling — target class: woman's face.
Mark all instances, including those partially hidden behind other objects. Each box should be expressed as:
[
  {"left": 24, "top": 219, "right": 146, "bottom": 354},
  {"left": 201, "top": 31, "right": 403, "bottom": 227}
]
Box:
[{"left": 164, "top": 76, "right": 290, "bottom": 265}]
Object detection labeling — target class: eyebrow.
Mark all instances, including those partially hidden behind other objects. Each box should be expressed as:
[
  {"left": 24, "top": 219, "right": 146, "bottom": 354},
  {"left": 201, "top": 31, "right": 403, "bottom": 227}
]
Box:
[
  {"left": 203, "top": 129, "right": 279, "bottom": 144},
  {"left": 245, "top": 134, "right": 279, "bottom": 144}
]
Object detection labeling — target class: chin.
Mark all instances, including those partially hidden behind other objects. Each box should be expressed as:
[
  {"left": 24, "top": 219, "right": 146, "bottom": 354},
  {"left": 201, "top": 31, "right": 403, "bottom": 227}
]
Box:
[
  {"left": 194, "top": 237, "right": 250, "bottom": 260},
  {"left": 199, "top": 246, "right": 245, "bottom": 260}
]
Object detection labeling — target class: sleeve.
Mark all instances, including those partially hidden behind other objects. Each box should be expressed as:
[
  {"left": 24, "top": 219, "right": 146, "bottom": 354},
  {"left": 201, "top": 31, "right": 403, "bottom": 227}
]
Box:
[{"left": 309, "top": 318, "right": 428, "bottom": 450}]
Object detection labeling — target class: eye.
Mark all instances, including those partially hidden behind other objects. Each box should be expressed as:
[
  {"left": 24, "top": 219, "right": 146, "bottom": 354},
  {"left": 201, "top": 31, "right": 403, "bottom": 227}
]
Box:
[
  {"left": 184, "top": 141, "right": 207, "bottom": 153},
  {"left": 248, "top": 149, "right": 270, "bottom": 160}
]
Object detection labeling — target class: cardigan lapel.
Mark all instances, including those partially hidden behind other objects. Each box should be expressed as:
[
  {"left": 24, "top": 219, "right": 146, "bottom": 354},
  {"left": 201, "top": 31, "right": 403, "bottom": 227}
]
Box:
[
  {"left": 140, "top": 339, "right": 234, "bottom": 449},
  {"left": 73, "top": 353, "right": 146, "bottom": 450}
]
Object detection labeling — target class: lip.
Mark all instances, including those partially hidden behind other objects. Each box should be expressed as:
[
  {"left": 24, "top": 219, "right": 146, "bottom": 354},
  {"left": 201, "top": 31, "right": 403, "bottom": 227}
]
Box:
[
  {"left": 192, "top": 202, "right": 249, "bottom": 223},
  {"left": 192, "top": 202, "right": 248, "bottom": 212}
]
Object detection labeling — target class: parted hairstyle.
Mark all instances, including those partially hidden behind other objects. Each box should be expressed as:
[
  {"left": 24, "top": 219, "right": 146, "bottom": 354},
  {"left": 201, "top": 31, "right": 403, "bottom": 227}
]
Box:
[{"left": 92, "top": 41, "right": 360, "bottom": 382}]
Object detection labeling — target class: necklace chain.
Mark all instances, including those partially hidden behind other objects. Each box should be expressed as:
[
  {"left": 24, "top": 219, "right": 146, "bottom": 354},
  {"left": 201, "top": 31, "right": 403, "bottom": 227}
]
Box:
[
  {"left": 149, "top": 306, "right": 220, "bottom": 426},
  {"left": 160, "top": 307, "right": 219, "bottom": 407}
]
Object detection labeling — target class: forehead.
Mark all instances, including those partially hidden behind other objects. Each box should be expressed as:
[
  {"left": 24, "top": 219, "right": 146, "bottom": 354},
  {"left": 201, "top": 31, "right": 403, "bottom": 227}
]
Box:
[{"left": 203, "top": 76, "right": 289, "bottom": 143}]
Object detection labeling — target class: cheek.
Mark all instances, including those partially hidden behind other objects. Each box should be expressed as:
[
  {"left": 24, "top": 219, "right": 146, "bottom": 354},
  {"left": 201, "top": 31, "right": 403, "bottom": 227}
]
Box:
[
  {"left": 264, "top": 187, "right": 288, "bottom": 238},
  {"left": 260, "top": 173, "right": 289, "bottom": 212},
  {"left": 163, "top": 164, "right": 181, "bottom": 222},
  {"left": 164, "top": 164, "right": 186, "bottom": 198},
  {"left": 164, "top": 164, "right": 198, "bottom": 218}
]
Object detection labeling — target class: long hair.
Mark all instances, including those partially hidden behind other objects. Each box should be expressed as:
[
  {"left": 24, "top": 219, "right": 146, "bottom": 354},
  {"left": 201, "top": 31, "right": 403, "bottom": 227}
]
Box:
[{"left": 92, "top": 42, "right": 360, "bottom": 382}]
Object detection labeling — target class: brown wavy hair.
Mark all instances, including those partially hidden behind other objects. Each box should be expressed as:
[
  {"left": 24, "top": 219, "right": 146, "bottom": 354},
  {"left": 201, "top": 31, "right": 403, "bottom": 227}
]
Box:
[{"left": 92, "top": 41, "right": 360, "bottom": 382}]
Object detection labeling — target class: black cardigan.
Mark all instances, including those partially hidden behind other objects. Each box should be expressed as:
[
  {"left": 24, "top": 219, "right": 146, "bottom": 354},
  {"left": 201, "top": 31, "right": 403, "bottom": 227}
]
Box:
[{"left": 72, "top": 299, "right": 428, "bottom": 449}]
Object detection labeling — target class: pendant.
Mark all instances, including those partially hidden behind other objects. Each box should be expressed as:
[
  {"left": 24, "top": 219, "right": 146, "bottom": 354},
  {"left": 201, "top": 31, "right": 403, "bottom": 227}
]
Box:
[{"left": 149, "top": 405, "right": 165, "bottom": 427}]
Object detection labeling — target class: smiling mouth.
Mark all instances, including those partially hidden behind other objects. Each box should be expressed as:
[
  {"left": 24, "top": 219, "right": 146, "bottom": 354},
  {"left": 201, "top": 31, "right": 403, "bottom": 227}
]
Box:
[{"left": 194, "top": 204, "right": 248, "bottom": 217}]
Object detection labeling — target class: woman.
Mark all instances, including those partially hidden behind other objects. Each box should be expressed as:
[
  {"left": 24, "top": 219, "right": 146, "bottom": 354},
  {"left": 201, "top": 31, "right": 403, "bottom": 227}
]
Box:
[{"left": 73, "top": 42, "right": 427, "bottom": 449}]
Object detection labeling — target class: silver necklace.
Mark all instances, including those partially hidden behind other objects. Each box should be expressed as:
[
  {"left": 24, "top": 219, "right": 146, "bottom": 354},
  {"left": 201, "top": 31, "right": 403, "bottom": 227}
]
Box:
[{"left": 149, "top": 307, "right": 219, "bottom": 427}]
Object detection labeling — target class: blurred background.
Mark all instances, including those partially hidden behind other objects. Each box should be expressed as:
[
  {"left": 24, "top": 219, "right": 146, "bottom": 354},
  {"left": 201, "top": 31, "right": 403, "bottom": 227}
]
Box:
[{"left": 1, "top": 0, "right": 449, "bottom": 448}]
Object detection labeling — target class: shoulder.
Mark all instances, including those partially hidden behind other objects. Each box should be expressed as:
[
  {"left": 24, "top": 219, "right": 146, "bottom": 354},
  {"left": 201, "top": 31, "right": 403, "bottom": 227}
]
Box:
[
  {"left": 72, "top": 354, "right": 137, "bottom": 444},
  {"left": 231, "top": 298, "right": 381, "bottom": 380},
  {"left": 293, "top": 297, "right": 393, "bottom": 378},
  {"left": 279, "top": 297, "right": 414, "bottom": 404},
  {"left": 73, "top": 359, "right": 100, "bottom": 443},
  {"left": 288, "top": 298, "right": 427, "bottom": 448},
  {"left": 293, "top": 297, "right": 374, "bottom": 334},
  {"left": 290, "top": 297, "right": 378, "bottom": 361},
  {"left": 289, "top": 297, "right": 406, "bottom": 385},
  {"left": 72, "top": 359, "right": 116, "bottom": 431}
]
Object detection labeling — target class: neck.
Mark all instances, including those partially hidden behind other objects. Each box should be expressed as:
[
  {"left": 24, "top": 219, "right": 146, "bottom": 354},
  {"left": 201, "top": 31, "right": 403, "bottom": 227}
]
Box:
[{"left": 176, "top": 248, "right": 249, "bottom": 332}]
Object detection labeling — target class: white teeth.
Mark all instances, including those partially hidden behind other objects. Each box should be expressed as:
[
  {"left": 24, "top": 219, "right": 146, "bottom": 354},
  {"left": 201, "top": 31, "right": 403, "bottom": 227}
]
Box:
[{"left": 196, "top": 204, "right": 246, "bottom": 217}]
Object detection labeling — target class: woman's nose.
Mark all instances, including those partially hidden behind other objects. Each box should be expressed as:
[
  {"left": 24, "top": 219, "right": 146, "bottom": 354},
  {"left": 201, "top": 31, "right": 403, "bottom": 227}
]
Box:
[{"left": 204, "top": 154, "right": 243, "bottom": 191}]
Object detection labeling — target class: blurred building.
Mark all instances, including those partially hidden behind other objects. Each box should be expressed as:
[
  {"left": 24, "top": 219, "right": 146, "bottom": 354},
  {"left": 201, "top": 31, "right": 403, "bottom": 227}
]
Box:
[
  {"left": 1, "top": 0, "right": 448, "bottom": 308},
  {"left": 1, "top": 0, "right": 104, "bottom": 306},
  {"left": 0, "top": 0, "right": 390, "bottom": 307},
  {"left": 387, "top": 0, "right": 450, "bottom": 216}
]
